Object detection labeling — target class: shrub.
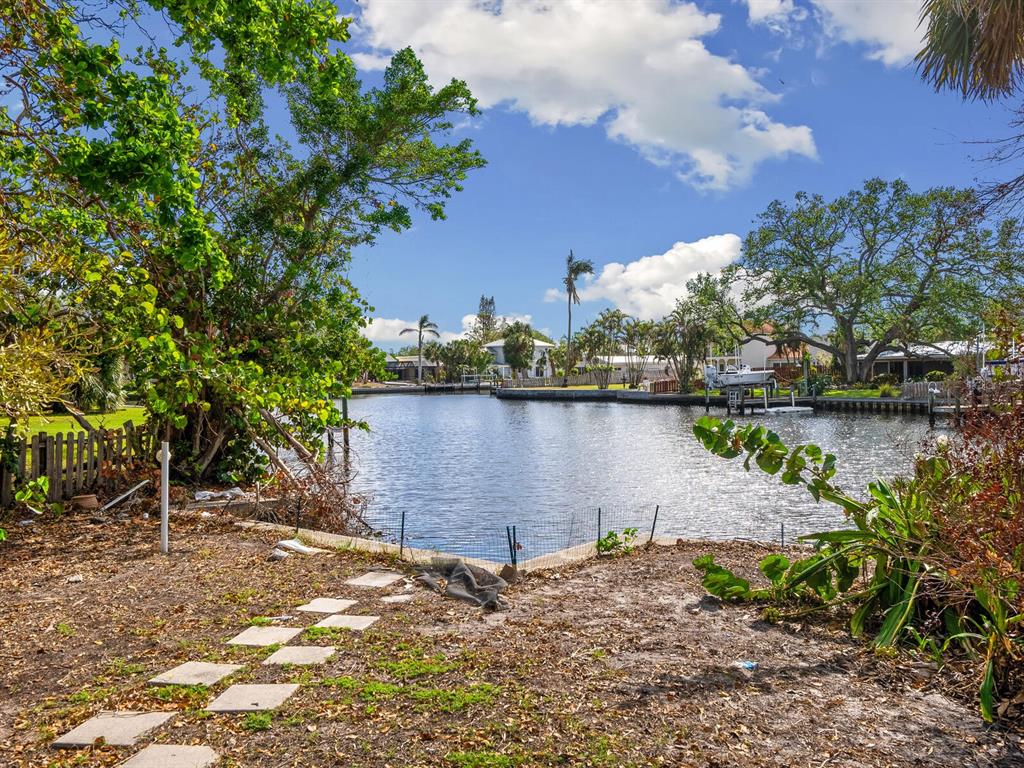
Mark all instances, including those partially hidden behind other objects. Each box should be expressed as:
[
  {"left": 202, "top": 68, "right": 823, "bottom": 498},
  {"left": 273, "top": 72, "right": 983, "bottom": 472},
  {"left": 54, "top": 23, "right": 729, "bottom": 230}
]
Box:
[
  {"left": 925, "top": 369, "right": 949, "bottom": 382},
  {"left": 691, "top": 412, "right": 1024, "bottom": 721},
  {"left": 877, "top": 382, "right": 898, "bottom": 398},
  {"left": 872, "top": 373, "right": 900, "bottom": 386}
]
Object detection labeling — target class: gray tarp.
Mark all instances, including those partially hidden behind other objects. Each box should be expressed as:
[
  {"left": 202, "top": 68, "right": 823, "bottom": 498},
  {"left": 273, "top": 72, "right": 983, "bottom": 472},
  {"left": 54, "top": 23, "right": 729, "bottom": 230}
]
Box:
[{"left": 415, "top": 560, "right": 509, "bottom": 610}]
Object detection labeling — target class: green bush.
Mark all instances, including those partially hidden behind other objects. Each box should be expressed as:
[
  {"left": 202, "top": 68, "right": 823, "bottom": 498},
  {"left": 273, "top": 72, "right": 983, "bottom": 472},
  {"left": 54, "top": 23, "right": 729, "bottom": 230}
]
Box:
[
  {"left": 691, "top": 413, "right": 1024, "bottom": 721},
  {"left": 877, "top": 382, "right": 898, "bottom": 398},
  {"left": 924, "top": 369, "right": 949, "bottom": 382},
  {"left": 872, "top": 373, "right": 900, "bottom": 386}
]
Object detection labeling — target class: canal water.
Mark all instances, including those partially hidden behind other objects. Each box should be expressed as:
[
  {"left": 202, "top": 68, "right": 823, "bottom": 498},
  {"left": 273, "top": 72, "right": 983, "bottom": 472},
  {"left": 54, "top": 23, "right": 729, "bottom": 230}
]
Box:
[{"left": 344, "top": 393, "right": 935, "bottom": 560}]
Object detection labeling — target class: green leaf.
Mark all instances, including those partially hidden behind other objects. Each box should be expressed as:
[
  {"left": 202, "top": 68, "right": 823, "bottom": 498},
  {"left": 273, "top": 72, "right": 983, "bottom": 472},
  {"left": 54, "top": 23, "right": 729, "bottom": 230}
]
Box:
[{"left": 759, "top": 553, "right": 790, "bottom": 585}]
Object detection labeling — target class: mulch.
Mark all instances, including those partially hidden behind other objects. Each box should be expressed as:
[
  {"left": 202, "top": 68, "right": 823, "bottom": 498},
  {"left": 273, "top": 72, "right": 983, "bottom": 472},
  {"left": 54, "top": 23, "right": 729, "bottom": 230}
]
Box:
[{"left": 0, "top": 510, "right": 1021, "bottom": 767}]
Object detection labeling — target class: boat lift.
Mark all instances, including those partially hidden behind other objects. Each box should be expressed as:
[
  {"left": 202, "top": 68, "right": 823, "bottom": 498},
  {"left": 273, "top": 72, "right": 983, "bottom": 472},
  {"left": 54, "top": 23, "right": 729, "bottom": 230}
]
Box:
[{"left": 703, "top": 365, "right": 814, "bottom": 415}]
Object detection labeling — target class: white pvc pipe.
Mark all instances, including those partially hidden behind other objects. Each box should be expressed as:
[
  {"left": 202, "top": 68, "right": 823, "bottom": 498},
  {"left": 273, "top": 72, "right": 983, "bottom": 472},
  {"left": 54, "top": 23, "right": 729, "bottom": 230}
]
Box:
[{"left": 160, "top": 441, "right": 169, "bottom": 554}]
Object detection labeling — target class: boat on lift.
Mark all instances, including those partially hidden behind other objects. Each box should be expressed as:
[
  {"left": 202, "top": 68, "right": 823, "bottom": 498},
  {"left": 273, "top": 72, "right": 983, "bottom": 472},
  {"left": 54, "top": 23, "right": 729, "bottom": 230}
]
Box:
[{"left": 704, "top": 364, "right": 775, "bottom": 389}]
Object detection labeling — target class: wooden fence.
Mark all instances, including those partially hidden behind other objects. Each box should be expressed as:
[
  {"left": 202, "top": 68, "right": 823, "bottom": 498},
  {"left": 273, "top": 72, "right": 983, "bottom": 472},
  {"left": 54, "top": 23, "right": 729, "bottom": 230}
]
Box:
[
  {"left": 0, "top": 421, "right": 155, "bottom": 508},
  {"left": 498, "top": 371, "right": 601, "bottom": 388},
  {"left": 900, "top": 381, "right": 958, "bottom": 401}
]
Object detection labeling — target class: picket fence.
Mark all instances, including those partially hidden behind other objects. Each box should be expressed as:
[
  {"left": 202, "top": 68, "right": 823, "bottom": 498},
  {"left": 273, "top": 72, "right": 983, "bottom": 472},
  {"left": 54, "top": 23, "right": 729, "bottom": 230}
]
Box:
[{"left": 0, "top": 421, "right": 155, "bottom": 508}]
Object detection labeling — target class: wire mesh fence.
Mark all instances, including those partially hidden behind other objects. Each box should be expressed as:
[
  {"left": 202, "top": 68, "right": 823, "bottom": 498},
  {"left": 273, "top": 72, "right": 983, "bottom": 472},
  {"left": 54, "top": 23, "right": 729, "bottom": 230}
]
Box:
[{"left": 353, "top": 502, "right": 794, "bottom": 571}]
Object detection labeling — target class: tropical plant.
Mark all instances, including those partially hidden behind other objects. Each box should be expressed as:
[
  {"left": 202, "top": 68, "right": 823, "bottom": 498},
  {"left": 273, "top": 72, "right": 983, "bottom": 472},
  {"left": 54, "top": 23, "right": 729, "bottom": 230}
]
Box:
[
  {"left": 576, "top": 318, "right": 619, "bottom": 389},
  {"left": 655, "top": 295, "right": 719, "bottom": 393},
  {"left": 562, "top": 250, "right": 594, "bottom": 386},
  {"left": 691, "top": 412, "right": 1024, "bottom": 721},
  {"left": 917, "top": 0, "right": 1024, "bottom": 101},
  {"left": 695, "top": 179, "right": 1024, "bottom": 383},
  {"left": 621, "top": 317, "right": 657, "bottom": 389},
  {"left": 400, "top": 315, "right": 441, "bottom": 384},
  {"left": 502, "top": 321, "right": 535, "bottom": 379}
]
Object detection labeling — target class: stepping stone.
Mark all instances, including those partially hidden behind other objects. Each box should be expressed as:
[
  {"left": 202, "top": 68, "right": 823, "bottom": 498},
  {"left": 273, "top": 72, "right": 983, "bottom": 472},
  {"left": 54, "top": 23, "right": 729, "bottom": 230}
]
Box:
[
  {"left": 296, "top": 597, "right": 358, "bottom": 614},
  {"left": 313, "top": 614, "right": 379, "bottom": 631},
  {"left": 345, "top": 571, "right": 404, "bottom": 588},
  {"left": 53, "top": 711, "right": 174, "bottom": 748},
  {"left": 227, "top": 626, "right": 302, "bottom": 646},
  {"left": 206, "top": 683, "right": 299, "bottom": 712},
  {"left": 118, "top": 744, "right": 218, "bottom": 768},
  {"left": 149, "top": 661, "right": 242, "bottom": 687},
  {"left": 263, "top": 645, "right": 336, "bottom": 665},
  {"left": 381, "top": 593, "right": 415, "bottom": 604}
]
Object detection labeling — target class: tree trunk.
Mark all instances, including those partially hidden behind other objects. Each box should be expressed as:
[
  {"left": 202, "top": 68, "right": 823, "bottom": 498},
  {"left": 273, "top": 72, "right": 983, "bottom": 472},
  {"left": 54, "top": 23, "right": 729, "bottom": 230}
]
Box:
[
  {"left": 417, "top": 332, "right": 423, "bottom": 384},
  {"left": 842, "top": 319, "right": 859, "bottom": 384},
  {"left": 564, "top": 297, "right": 572, "bottom": 387}
]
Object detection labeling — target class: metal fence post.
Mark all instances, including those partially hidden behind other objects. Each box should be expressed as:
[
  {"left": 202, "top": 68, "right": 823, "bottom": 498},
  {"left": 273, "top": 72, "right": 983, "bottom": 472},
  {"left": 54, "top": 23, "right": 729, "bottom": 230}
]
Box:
[
  {"left": 780, "top": 521, "right": 785, "bottom": 551},
  {"left": 399, "top": 510, "right": 406, "bottom": 559},
  {"left": 596, "top": 506, "right": 602, "bottom": 544},
  {"left": 159, "top": 441, "right": 169, "bottom": 555},
  {"left": 512, "top": 525, "right": 518, "bottom": 567},
  {"left": 649, "top": 504, "right": 659, "bottom": 544},
  {"left": 506, "top": 525, "right": 515, "bottom": 566}
]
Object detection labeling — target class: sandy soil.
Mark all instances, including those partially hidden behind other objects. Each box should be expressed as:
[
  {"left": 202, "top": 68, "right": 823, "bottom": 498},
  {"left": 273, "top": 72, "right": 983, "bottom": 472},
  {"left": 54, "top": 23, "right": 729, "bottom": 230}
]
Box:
[{"left": 0, "top": 513, "right": 1020, "bottom": 767}]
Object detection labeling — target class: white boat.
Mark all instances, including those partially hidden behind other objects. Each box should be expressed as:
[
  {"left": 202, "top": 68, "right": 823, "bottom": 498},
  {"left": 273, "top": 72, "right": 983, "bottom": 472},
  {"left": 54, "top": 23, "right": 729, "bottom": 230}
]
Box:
[{"left": 704, "top": 364, "right": 775, "bottom": 389}]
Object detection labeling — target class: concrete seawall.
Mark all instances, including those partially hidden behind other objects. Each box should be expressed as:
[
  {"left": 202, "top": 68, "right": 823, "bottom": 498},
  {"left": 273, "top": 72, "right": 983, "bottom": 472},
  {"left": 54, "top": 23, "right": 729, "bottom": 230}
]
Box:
[{"left": 494, "top": 388, "right": 739, "bottom": 406}]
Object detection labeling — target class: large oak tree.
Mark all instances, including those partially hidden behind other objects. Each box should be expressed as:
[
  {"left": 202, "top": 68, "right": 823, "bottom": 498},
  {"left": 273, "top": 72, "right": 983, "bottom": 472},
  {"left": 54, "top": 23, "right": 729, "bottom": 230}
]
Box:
[{"left": 699, "top": 179, "right": 1024, "bottom": 383}]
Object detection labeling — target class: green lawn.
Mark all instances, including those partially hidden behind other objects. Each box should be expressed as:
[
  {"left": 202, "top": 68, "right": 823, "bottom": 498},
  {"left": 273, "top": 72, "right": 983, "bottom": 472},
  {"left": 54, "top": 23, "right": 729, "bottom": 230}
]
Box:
[
  {"left": 823, "top": 388, "right": 882, "bottom": 398},
  {"left": 0, "top": 406, "right": 147, "bottom": 435}
]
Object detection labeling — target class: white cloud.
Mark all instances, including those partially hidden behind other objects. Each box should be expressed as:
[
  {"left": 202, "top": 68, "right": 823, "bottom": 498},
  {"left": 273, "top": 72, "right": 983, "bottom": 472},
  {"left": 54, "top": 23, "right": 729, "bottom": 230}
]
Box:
[
  {"left": 812, "top": 0, "right": 923, "bottom": 66},
  {"left": 746, "top": 0, "right": 807, "bottom": 33},
  {"left": 352, "top": 0, "right": 816, "bottom": 191},
  {"left": 545, "top": 234, "right": 742, "bottom": 320}
]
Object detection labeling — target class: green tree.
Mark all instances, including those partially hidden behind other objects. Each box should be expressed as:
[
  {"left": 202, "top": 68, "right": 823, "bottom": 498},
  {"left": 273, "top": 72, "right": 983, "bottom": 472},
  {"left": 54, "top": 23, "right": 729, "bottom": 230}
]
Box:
[
  {"left": 655, "top": 295, "right": 719, "bottom": 393},
  {"left": 562, "top": 249, "right": 594, "bottom": 386},
  {"left": 502, "top": 321, "right": 535, "bottom": 379},
  {"left": 400, "top": 315, "right": 441, "bottom": 384},
  {"left": 622, "top": 317, "right": 657, "bottom": 389},
  {"left": 437, "top": 339, "right": 492, "bottom": 382},
  {"left": 577, "top": 319, "right": 614, "bottom": 387},
  {"left": 2, "top": 2, "right": 485, "bottom": 479},
  {"left": 700, "top": 179, "right": 1023, "bottom": 383},
  {"left": 422, "top": 340, "right": 443, "bottom": 382},
  {"left": 470, "top": 295, "right": 501, "bottom": 343}
]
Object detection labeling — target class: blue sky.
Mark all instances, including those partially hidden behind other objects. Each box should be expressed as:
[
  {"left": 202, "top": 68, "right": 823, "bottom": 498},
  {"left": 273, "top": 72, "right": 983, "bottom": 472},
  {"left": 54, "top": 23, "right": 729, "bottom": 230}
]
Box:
[
  {"left": 113, "top": 0, "right": 1002, "bottom": 350},
  {"left": 344, "top": 0, "right": 1009, "bottom": 349}
]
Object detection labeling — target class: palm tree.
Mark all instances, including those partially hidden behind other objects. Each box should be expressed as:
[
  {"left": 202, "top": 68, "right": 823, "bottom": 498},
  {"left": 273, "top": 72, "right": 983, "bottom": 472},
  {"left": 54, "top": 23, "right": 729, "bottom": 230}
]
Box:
[
  {"left": 562, "top": 249, "right": 594, "bottom": 386},
  {"left": 399, "top": 314, "right": 440, "bottom": 383},
  {"left": 917, "top": 0, "right": 1024, "bottom": 100}
]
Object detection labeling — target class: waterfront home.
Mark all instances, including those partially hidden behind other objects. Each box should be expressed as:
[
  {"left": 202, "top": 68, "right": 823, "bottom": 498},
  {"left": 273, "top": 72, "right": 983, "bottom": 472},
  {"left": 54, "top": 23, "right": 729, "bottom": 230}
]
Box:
[
  {"left": 384, "top": 355, "right": 441, "bottom": 382},
  {"left": 483, "top": 338, "right": 555, "bottom": 379},
  {"left": 706, "top": 335, "right": 810, "bottom": 373},
  {"left": 864, "top": 340, "right": 993, "bottom": 380}
]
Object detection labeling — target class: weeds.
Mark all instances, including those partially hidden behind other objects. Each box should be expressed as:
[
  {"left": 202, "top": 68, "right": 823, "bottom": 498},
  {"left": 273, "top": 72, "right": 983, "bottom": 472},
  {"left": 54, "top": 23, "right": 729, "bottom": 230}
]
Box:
[{"left": 242, "top": 712, "right": 272, "bottom": 731}]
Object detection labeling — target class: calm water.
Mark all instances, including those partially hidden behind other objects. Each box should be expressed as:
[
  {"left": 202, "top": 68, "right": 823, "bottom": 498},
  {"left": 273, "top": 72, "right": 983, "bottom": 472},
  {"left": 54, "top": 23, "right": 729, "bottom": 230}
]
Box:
[{"left": 344, "top": 393, "right": 934, "bottom": 558}]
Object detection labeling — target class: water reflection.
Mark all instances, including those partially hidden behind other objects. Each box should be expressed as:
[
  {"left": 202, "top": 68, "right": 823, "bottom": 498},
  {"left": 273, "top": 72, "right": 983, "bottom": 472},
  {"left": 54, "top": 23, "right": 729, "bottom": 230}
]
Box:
[{"left": 344, "top": 394, "right": 934, "bottom": 552}]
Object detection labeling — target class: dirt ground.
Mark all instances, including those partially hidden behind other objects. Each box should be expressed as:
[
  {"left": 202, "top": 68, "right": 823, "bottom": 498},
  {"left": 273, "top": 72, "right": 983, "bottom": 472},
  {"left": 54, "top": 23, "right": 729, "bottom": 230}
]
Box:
[{"left": 1, "top": 511, "right": 1021, "bottom": 767}]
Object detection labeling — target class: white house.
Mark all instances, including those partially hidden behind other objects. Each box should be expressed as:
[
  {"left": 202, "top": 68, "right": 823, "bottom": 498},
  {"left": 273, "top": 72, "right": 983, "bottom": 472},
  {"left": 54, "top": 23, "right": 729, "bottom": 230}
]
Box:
[
  {"left": 706, "top": 338, "right": 806, "bottom": 372},
  {"left": 483, "top": 338, "right": 554, "bottom": 378}
]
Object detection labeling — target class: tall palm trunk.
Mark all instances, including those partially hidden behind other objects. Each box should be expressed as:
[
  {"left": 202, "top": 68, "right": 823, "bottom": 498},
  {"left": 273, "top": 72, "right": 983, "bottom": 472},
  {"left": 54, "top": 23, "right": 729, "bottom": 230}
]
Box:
[
  {"left": 564, "top": 298, "right": 572, "bottom": 387},
  {"left": 417, "top": 331, "right": 423, "bottom": 384}
]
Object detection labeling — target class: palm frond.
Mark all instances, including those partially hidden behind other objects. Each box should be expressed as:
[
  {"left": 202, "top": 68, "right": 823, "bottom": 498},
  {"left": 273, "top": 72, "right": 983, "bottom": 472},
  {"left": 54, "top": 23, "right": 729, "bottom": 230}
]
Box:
[{"left": 917, "top": 0, "right": 1024, "bottom": 100}]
